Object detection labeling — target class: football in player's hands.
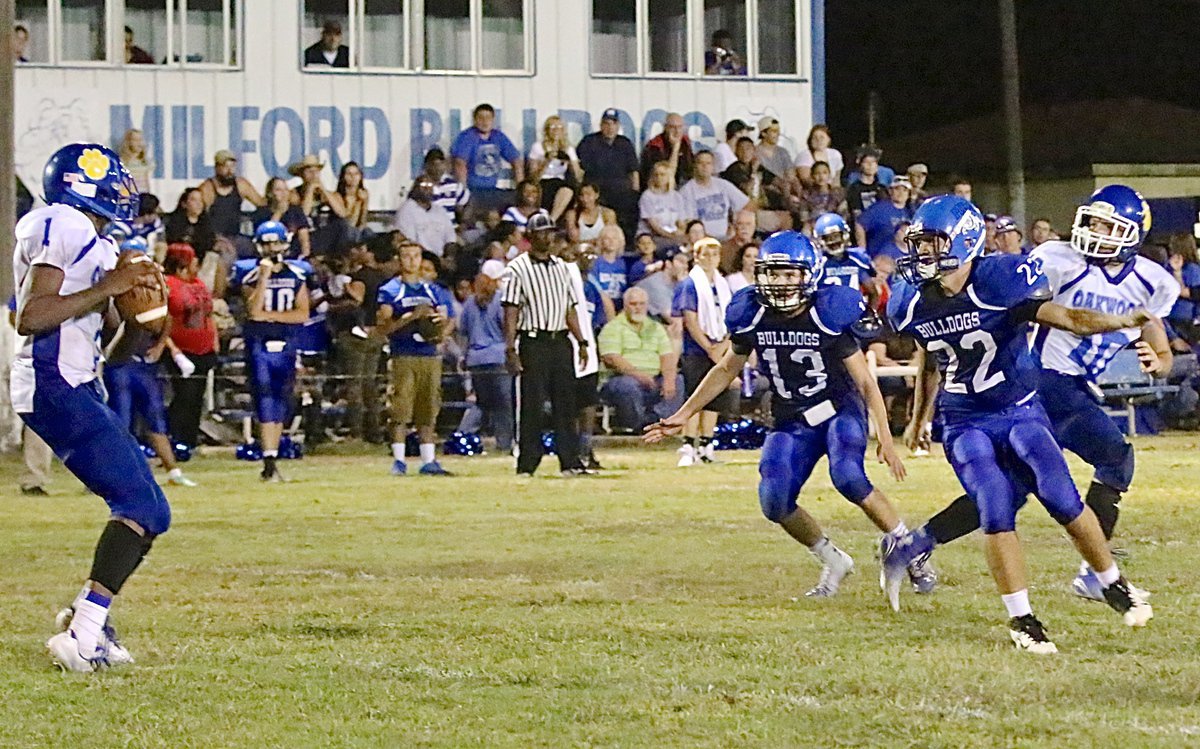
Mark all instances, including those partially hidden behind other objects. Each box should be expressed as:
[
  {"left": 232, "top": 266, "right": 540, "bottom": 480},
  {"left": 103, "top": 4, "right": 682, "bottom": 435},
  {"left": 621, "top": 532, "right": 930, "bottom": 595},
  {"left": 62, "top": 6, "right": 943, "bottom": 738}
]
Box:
[{"left": 113, "top": 253, "right": 169, "bottom": 335}]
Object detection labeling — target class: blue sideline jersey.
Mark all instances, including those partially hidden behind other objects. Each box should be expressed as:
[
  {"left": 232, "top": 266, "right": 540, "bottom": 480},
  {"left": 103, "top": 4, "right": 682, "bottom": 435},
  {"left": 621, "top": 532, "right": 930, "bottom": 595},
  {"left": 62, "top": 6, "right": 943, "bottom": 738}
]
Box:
[
  {"left": 888, "top": 253, "right": 1049, "bottom": 423},
  {"left": 728, "top": 284, "right": 865, "bottom": 427},
  {"left": 378, "top": 278, "right": 455, "bottom": 357},
  {"left": 230, "top": 258, "right": 314, "bottom": 341},
  {"left": 821, "top": 248, "right": 874, "bottom": 291}
]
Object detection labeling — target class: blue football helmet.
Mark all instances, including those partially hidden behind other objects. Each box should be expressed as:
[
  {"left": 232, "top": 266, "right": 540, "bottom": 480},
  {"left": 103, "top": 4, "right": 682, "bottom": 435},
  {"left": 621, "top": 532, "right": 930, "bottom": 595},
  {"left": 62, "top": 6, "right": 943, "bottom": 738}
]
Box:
[
  {"left": 1070, "top": 184, "right": 1150, "bottom": 264},
  {"left": 119, "top": 236, "right": 149, "bottom": 254},
  {"left": 813, "top": 213, "right": 852, "bottom": 258},
  {"left": 897, "top": 195, "right": 986, "bottom": 285},
  {"left": 43, "top": 143, "right": 139, "bottom": 221},
  {"left": 103, "top": 220, "right": 133, "bottom": 241},
  {"left": 755, "top": 231, "right": 824, "bottom": 313},
  {"left": 254, "top": 220, "right": 290, "bottom": 255}
]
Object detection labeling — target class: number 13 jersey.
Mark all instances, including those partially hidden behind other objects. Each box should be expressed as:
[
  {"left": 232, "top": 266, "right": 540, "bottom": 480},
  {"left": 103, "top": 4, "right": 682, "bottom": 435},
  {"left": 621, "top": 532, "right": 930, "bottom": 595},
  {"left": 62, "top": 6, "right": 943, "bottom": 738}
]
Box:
[
  {"left": 887, "top": 253, "right": 1050, "bottom": 423},
  {"left": 727, "top": 284, "right": 866, "bottom": 427}
]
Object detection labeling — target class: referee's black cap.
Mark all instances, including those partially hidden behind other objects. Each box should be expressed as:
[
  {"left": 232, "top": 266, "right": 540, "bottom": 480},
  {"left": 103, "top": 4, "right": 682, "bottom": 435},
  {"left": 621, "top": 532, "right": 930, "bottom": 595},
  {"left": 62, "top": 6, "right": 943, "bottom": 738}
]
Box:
[{"left": 527, "top": 213, "right": 556, "bottom": 234}]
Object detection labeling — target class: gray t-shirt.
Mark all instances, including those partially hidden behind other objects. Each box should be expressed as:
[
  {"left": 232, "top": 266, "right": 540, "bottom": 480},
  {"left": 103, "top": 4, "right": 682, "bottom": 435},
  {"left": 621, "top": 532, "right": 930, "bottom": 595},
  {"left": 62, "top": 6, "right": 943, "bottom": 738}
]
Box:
[
  {"left": 756, "top": 143, "right": 794, "bottom": 180},
  {"left": 679, "top": 177, "right": 750, "bottom": 239},
  {"left": 636, "top": 270, "right": 678, "bottom": 322},
  {"left": 638, "top": 188, "right": 688, "bottom": 236}
]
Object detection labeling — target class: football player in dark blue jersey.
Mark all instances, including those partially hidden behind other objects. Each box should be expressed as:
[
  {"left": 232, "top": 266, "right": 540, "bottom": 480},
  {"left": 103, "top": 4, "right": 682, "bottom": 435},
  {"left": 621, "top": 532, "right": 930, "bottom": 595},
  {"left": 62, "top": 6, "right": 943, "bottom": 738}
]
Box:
[
  {"left": 884, "top": 195, "right": 1154, "bottom": 653},
  {"left": 232, "top": 221, "right": 312, "bottom": 482},
  {"left": 646, "top": 231, "right": 928, "bottom": 606},
  {"left": 813, "top": 213, "right": 876, "bottom": 293}
]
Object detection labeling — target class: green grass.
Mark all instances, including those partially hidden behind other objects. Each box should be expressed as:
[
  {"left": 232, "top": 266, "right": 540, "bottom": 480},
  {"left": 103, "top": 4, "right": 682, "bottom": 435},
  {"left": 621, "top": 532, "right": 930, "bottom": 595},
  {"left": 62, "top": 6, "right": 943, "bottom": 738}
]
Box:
[{"left": 3, "top": 435, "right": 1200, "bottom": 747}]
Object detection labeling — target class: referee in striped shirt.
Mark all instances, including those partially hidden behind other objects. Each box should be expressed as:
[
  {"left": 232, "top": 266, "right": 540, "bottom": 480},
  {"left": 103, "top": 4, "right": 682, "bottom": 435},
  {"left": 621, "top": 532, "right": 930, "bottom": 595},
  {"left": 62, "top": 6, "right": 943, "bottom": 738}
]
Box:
[{"left": 502, "top": 213, "right": 590, "bottom": 476}]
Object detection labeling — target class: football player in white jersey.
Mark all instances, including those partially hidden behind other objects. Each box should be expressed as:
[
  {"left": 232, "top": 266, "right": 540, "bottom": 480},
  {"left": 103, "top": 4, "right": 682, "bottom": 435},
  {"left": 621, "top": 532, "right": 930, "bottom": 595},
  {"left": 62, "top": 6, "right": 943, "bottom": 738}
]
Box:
[
  {"left": 13, "top": 143, "right": 167, "bottom": 671},
  {"left": 903, "top": 185, "right": 1178, "bottom": 601}
]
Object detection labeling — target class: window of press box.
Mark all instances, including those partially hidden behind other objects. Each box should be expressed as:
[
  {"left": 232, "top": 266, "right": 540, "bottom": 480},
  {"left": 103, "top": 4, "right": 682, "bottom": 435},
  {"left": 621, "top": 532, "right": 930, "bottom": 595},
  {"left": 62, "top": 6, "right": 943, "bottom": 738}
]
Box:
[
  {"left": 15, "top": 0, "right": 50, "bottom": 63},
  {"left": 702, "top": 0, "right": 746, "bottom": 76},
  {"left": 424, "top": 0, "right": 471, "bottom": 70},
  {"left": 303, "top": 0, "right": 350, "bottom": 67},
  {"left": 756, "top": 0, "right": 797, "bottom": 75},
  {"left": 362, "top": 0, "right": 406, "bottom": 69},
  {"left": 481, "top": 0, "right": 525, "bottom": 71},
  {"left": 647, "top": 0, "right": 687, "bottom": 73},
  {"left": 60, "top": 0, "right": 107, "bottom": 62},
  {"left": 591, "top": 0, "right": 636, "bottom": 75}
]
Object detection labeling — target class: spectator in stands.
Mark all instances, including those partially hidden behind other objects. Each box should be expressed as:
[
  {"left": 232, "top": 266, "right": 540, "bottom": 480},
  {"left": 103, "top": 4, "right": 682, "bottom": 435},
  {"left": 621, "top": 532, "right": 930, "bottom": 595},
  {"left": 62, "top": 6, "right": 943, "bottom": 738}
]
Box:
[
  {"left": 846, "top": 144, "right": 895, "bottom": 186},
  {"left": 1169, "top": 238, "right": 1200, "bottom": 343},
  {"left": 303, "top": 19, "right": 349, "bottom": 67},
  {"left": 846, "top": 146, "right": 889, "bottom": 221},
  {"left": 685, "top": 219, "right": 708, "bottom": 245},
  {"left": 459, "top": 267, "right": 514, "bottom": 453},
  {"left": 874, "top": 217, "right": 911, "bottom": 262},
  {"left": 905, "top": 163, "right": 929, "bottom": 204},
  {"left": 395, "top": 175, "right": 457, "bottom": 257},
  {"left": 252, "top": 177, "right": 312, "bottom": 258},
  {"left": 527, "top": 115, "right": 582, "bottom": 223},
  {"left": 714, "top": 119, "right": 753, "bottom": 172},
  {"left": 482, "top": 220, "right": 521, "bottom": 268},
  {"left": 118, "top": 128, "right": 154, "bottom": 194},
  {"left": 993, "top": 215, "right": 1024, "bottom": 255},
  {"left": 502, "top": 180, "right": 551, "bottom": 233},
  {"left": 721, "top": 210, "right": 757, "bottom": 274},
  {"left": 289, "top": 154, "right": 349, "bottom": 256},
  {"left": 423, "top": 148, "right": 470, "bottom": 231},
  {"left": 720, "top": 136, "right": 763, "bottom": 200},
  {"left": 336, "top": 161, "right": 370, "bottom": 230},
  {"left": 163, "top": 243, "right": 217, "bottom": 450},
  {"left": 627, "top": 233, "right": 659, "bottom": 285},
  {"left": 638, "top": 161, "right": 689, "bottom": 249},
  {"left": 201, "top": 149, "right": 266, "bottom": 241},
  {"left": 124, "top": 26, "right": 153, "bottom": 64},
  {"left": 452, "top": 103, "right": 524, "bottom": 217},
  {"left": 855, "top": 176, "right": 913, "bottom": 258},
  {"left": 795, "top": 124, "right": 844, "bottom": 186},
  {"left": 577, "top": 109, "right": 640, "bottom": 240},
  {"left": 637, "top": 245, "right": 690, "bottom": 325},
  {"left": 672, "top": 237, "right": 732, "bottom": 467},
  {"left": 165, "top": 188, "right": 216, "bottom": 263},
  {"left": 332, "top": 237, "right": 396, "bottom": 442},
  {"left": 598, "top": 287, "right": 681, "bottom": 430},
  {"left": 983, "top": 213, "right": 998, "bottom": 253},
  {"left": 130, "top": 193, "right": 164, "bottom": 251},
  {"left": 641, "top": 112, "right": 694, "bottom": 191},
  {"left": 725, "top": 242, "right": 759, "bottom": 293},
  {"left": 704, "top": 29, "right": 746, "bottom": 76},
  {"left": 796, "top": 160, "right": 847, "bottom": 230},
  {"left": 377, "top": 242, "right": 457, "bottom": 476},
  {"left": 1026, "top": 217, "right": 1056, "bottom": 252},
  {"left": 755, "top": 117, "right": 797, "bottom": 209},
  {"left": 14, "top": 25, "right": 28, "bottom": 63},
  {"left": 590, "top": 224, "right": 628, "bottom": 318},
  {"left": 567, "top": 182, "right": 618, "bottom": 244},
  {"left": 680, "top": 151, "right": 749, "bottom": 240},
  {"left": 952, "top": 178, "right": 973, "bottom": 201}
]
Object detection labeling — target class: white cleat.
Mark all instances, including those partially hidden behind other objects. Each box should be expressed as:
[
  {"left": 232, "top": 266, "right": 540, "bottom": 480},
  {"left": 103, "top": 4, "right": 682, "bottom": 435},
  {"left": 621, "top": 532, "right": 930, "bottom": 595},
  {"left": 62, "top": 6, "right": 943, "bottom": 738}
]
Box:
[
  {"left": 806, "top": 547, "right": 854, "bottom": 598},
  {"left": 46, "top": 631, "right": 106, "bottom": 673},
  {"left": 1008, "top": 615, "right": 1058, "bottom": 655},
  {"left": 167, "top": 468, "right": 198, "bottom": 487},
  {"left": 56, "top": 607, "right": 134, "bottom": 666},
  {"left": 676, "top": 444, "right": 696, "bottom": 467}
]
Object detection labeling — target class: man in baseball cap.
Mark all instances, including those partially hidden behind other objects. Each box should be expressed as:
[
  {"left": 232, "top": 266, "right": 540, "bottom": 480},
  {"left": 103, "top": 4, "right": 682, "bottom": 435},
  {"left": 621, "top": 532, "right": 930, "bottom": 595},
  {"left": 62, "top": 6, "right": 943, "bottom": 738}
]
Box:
[{"left": 993, "top": 215, "right": 1024, "bottom": 255}]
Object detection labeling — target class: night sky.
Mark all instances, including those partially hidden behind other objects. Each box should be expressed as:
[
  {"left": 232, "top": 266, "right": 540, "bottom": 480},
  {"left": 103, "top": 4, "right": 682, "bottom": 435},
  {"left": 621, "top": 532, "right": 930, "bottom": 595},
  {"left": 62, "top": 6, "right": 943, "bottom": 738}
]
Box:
[{"left": 825, "top": 0, "right": 1200, "bottom": 150}]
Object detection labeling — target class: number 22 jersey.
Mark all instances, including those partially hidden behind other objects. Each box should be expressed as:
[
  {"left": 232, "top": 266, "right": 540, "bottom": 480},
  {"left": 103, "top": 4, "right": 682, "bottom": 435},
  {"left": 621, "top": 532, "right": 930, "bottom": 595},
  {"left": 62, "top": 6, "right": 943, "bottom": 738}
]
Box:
[
  {"left": 887, "top": 253, "right": 1048, "bottom": 423},
  {"left": 727, "top": 284, "right": 866, "bottom": 427}
]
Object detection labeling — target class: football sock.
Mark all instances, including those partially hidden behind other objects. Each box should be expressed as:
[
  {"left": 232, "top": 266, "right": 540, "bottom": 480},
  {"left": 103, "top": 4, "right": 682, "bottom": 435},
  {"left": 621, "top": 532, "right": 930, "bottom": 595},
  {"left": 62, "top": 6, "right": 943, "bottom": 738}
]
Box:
[
  {"left": 1001, "top": 589, "right": 1032, "bottom": 618},
  {"left": 262, "top": 455, "right": 276, "bottom": 475},
  {"left": 1084, "top": 482, "right": 1122, "bottom": 540},
  {"left": 683, "top": 437, "right": 696, "bottom": 448},
  {"left": 809, "top": 536, "right": 842, "bottom": 565},
  {"left": 698, "top": 436, "right": 711, "bottom": 448},
  {"left": 262, "top": 450, "right": 278, "bottom": 458},
  {"left": 419, "top": 443, "right": 436, "bottom": 465},
  {"left": 71, "top": 590, "right": 112, "bottom": 658},
  {"left": 1096, "top": 564, "right": 1120, "bottom": 586},
  {"left": 887, "top": 521, "right": 909, "bottom": 539},
  {"left": 391, "top": 442, "right": 405, "bottom": 461},
  {"left": 923, "top": 494, "right": 980, "bottom": 546},
  {"left": 72, "top": 583, "right": 90, "bottom": 610}
]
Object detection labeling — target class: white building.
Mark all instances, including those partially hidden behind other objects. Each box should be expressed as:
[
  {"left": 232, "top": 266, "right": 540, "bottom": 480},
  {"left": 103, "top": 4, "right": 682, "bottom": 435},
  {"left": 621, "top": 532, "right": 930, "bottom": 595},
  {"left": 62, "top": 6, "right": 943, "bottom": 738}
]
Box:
[{"left": 15, "top": 0, "right": 818, "bottom": 211}]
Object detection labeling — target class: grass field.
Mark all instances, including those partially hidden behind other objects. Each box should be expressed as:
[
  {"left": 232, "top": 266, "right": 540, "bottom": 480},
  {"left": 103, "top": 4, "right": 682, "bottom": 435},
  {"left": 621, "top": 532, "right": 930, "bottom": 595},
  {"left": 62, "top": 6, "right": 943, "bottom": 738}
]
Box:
[{"left": 3, "top": 435, "right": 1200, "bottom": 748}]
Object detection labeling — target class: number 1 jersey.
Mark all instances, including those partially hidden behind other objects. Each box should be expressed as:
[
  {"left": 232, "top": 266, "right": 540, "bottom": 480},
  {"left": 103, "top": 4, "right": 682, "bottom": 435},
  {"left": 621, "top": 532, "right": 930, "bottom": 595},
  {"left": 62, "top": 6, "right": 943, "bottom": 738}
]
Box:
[{"left": 727, "top": 284, "right": 866, "bottom": 427}]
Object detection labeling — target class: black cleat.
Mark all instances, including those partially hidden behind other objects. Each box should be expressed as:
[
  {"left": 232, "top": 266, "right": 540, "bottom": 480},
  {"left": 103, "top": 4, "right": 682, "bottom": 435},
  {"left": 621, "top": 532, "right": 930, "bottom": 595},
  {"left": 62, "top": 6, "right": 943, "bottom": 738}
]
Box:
[
  {"left": 1008, "top": 614, "right": 1058, "bottom": 654},
  {"left": 1101, "top": 576, "right": 1153, "bottom": 627}
]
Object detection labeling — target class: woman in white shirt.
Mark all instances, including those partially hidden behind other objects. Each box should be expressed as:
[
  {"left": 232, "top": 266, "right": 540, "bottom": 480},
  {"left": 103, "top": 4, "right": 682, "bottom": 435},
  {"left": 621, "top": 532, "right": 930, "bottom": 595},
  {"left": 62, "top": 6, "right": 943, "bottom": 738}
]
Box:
[
  {"left": 795, "top": 124, "right": 845, "bottom": 187},
  {"left": 526, "top": 115, "right": 583, "bottom": 222},
  {"left": 724, "top": 241, "right": 760, "bottom": 293},
  {"left": 566, "top": 182, "right": 617, "bottom": 244},
  {"left": 637, "top": 161, "right": 689, "bottom": 248}
]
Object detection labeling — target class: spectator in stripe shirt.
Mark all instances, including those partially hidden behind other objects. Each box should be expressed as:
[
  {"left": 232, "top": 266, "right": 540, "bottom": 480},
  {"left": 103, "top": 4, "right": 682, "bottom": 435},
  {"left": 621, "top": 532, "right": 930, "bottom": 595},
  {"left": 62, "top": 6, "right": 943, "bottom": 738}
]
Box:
[{"left": 422, "top": 148, "right": 470, "bottom": 231}]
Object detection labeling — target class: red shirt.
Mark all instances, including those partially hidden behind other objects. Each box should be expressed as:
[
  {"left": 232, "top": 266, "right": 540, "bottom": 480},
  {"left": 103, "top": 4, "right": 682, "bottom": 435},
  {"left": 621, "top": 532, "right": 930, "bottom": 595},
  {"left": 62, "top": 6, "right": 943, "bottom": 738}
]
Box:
[{"left": 166, "top": 274, "right": 217, "bottom": 355}]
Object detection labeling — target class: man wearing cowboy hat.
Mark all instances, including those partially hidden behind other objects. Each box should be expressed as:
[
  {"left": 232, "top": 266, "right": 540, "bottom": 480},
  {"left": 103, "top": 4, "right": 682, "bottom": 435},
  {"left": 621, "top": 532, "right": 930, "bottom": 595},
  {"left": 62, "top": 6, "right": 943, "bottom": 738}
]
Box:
[{"left": 288, "top": 154, "right": 348, "bottom": 255}]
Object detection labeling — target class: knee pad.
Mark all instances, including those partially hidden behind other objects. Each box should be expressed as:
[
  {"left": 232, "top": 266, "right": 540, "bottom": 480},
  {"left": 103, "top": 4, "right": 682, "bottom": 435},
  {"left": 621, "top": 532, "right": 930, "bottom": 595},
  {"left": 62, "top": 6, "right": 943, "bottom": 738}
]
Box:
[
  {"left": 950, "top": 430, "right": 1017, "bottom": 534},
  {"left": 1094, "top": 441, "right": 1134, "bottom": 493},
  {"left": 1009, "top": 421, "right": 1083, "bottom": 526},
  {"left": 829, "top": 458, "right": 873, "bottom": 505},
  {"left": 758, "top": 451, "right": 798, "bottom": 524},
  {"left": 115, "top": 483, "right": 172, "bottom": 537}
]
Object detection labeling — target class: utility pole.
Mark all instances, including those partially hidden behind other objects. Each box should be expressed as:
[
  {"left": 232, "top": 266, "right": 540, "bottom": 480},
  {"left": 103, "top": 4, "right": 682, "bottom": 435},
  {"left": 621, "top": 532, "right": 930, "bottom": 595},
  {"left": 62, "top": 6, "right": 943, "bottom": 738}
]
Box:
[
  {"left": 0, "top": 0, "right": 15, "bottom": 449},
  {"left": 999, "top": 0, "right": 1026, "bottom": 227}
]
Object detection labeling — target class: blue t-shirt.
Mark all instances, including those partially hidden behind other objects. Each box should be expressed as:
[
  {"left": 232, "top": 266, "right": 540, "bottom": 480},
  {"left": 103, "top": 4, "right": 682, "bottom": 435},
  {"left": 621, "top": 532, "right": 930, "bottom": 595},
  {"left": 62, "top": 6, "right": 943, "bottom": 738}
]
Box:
[
  {"left": 846, "top": 165, "right": 896, "bottom": 186},
  {"left": 589, "top": 255, "right": 628, "bottom": 307},
  {"left": 584, "top": 278, "right": 607, "bottom": 331},
  {"left": 450, "top": 127, "right": 522, "bottom": 192},
  {"left": 672, "top": 276, "right": 723, "bottom": 356},
  {"left": 888, "top": 254, "right": 1049, "bottom": 424},
  {"left": 857, "top": 201, "right": 913, "bottom": 258},
  {"left": 1169, "top": 261, "right": 1200, "bottom": 324},
  {"left": 378, "top": 278, "right": 457, "bottom": 357},
  {"left": 230, "top": 258, "right": 313, "bottom": 341},
  {"left": 461, "top": 293, "right": 506, "bottom": 368}
]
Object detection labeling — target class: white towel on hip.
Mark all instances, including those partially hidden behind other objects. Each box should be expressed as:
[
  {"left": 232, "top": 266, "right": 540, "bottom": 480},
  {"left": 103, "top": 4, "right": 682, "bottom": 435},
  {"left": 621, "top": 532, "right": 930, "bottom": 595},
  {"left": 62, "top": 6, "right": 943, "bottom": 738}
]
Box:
[{"left": 689, "top": 265, "right": 731, "bottom": 342}]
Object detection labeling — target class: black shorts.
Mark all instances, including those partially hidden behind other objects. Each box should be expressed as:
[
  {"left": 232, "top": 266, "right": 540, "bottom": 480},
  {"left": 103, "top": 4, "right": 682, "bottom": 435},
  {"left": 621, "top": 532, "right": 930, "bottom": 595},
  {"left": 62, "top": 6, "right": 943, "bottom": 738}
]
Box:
[
  {"left": 681, "top": 354, "right": 735, "bottom": 414},
  {"left": 574, "top": 372, "right": 599, "bottom": 408}
]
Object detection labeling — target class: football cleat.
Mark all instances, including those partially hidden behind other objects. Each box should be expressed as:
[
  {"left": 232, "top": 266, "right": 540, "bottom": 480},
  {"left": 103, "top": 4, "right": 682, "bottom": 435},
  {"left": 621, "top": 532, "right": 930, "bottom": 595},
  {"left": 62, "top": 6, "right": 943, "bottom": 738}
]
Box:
[
  {"left": 698, "top": 442, "right": 720, "bottom": 464},
  {"left": 46, "top": 631, "right": 107, "bottom": 672},
  {"left": 908, "top": 551, "right": 938, "bottom": 594},
  {"left": 167, "top": 468, "right": 198, "bottom": 487},
  {"left": 55, "top": 607, "right": 134, "bottom": 666},
  {"left": 1008, "top": 614, "right": 1058, "bottom": 654},
  {"left": 1101, "top": 577, "right": 1153, "bottom": 627},
  {"left": 418, "top": 461, "right": 452, "bottom": 476},
  {"left": 676, "top": 444, "right": 696, "bottom": 468},
  {"left": 390, "top": 459, "right": 408, "bottom": 476},
  {"left": 879, "top": 533, "right": 925, "bottom": 611},
  {"left": 260, "top": 465, "right": 286, "bottom": 483},
  {"left": 806, "top": 547, "right": 854, "bottom": 598},
  {"left": 1071, "top": 564, "right": 1106, "bottom": 602}
]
